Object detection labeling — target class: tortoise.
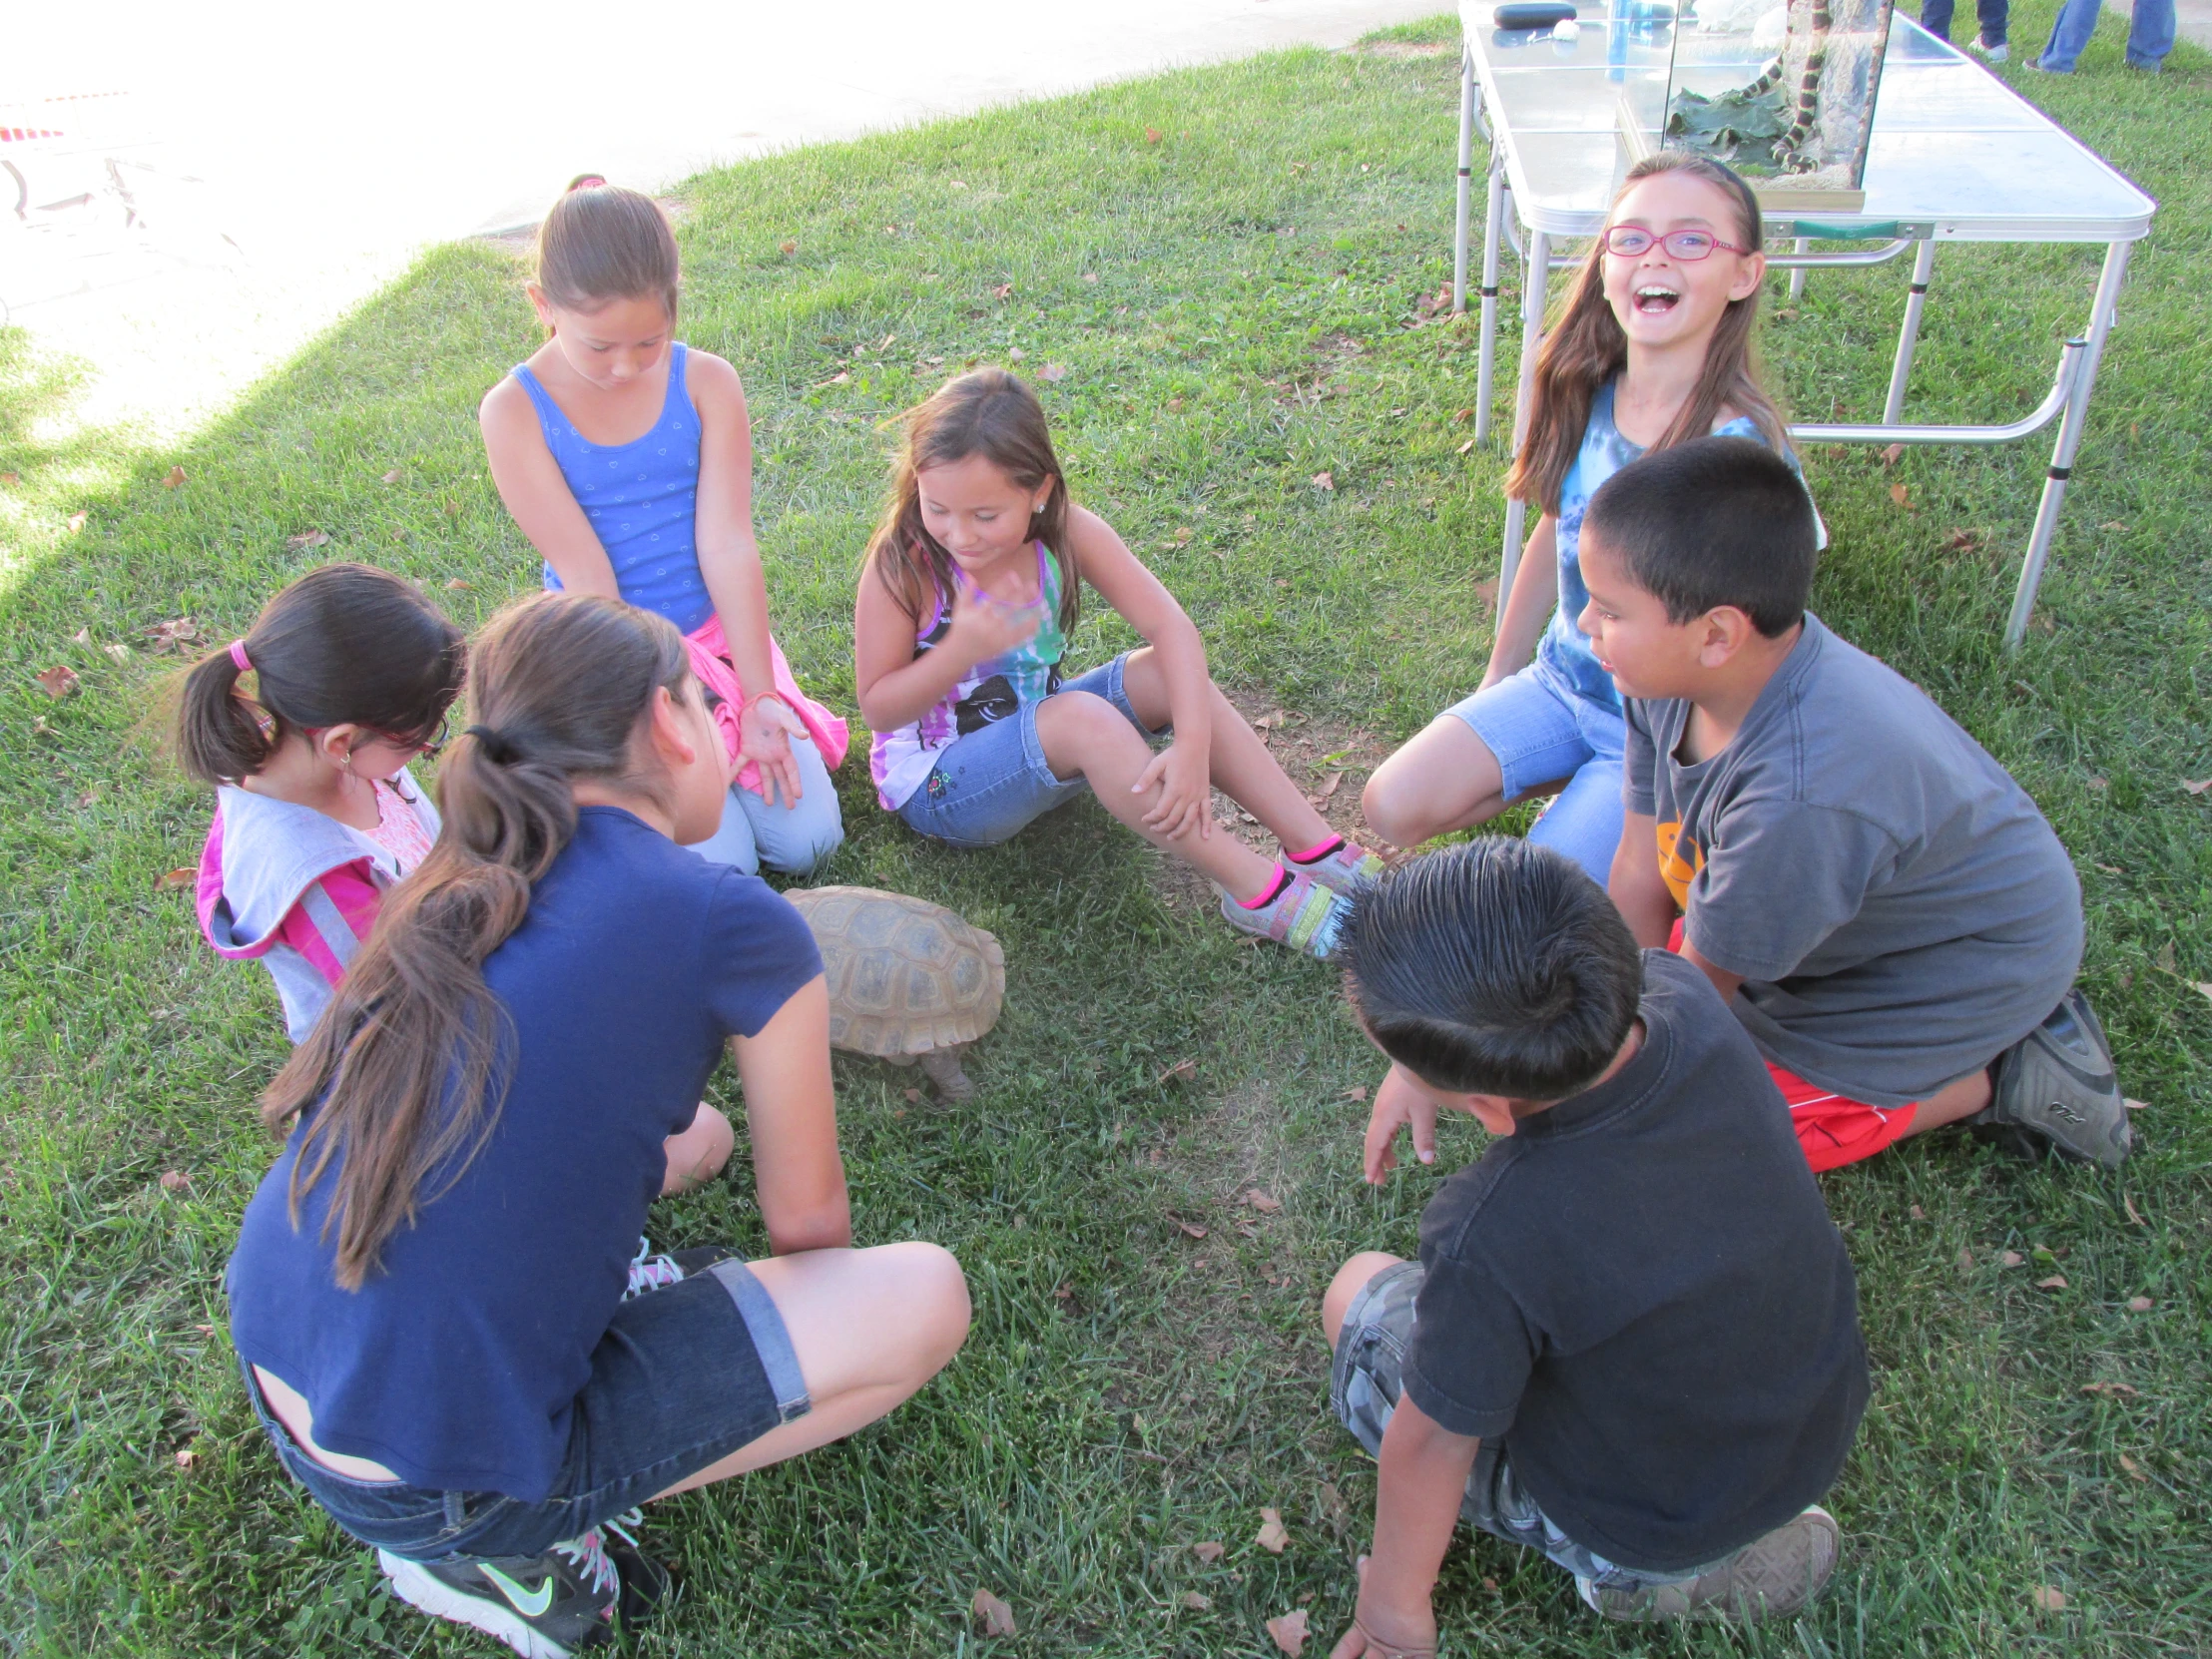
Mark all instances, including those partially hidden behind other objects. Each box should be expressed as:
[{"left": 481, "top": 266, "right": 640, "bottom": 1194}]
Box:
[{"left": 783, "top": 886, "right": 1005, "bottom": 1102}]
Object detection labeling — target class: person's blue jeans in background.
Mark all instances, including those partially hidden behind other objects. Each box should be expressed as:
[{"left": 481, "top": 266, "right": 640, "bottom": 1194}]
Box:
[
  {"left": 1923, "top": 0, "right": 2008, "bottom": 45},
  {"left": 2036, "top": 0, "right": 2174, "bottom": 67}
]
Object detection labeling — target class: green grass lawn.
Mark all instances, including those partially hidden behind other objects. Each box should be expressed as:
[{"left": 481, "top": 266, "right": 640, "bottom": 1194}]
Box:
[{"left": 3, "top": 12, "right": 2208, "bottom": 1656}]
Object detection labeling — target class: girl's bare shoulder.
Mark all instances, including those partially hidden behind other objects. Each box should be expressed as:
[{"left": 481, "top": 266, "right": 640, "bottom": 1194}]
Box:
[
  {"left": 685, "top": 348, "right": 747, "bottom": 404},
  {"left": 479, "top": 369, "right": 539, "bottom": 433}
]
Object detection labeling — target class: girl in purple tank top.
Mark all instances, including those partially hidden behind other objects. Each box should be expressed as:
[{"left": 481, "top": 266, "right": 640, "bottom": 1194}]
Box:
[{"left": 481, "top": 179, "right": 846, "bottom": 878}]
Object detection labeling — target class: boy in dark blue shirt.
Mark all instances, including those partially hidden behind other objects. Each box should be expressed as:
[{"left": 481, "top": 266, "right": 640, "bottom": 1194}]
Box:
[{"left": 1326, "top": 840, "right": 1868, "bottom": 1651}]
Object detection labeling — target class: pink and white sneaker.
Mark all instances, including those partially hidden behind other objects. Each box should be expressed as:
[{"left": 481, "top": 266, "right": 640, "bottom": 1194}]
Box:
[
  {"left": 1285, "top": 834, "right": 1387, "bottom": 894},
  {"left": 1219, "top": 867, "right": 1347, "bottom": 959}
]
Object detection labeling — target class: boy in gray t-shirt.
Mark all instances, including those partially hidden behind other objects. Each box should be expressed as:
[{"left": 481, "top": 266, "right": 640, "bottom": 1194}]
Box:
[{"left": 1578, "top": 436, "right": 2128, "bottom": 1171}]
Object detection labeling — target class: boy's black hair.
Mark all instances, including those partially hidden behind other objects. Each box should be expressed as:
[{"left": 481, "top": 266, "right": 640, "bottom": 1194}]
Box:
[
  {"left": 1343, "top": 839, "right": 1643, "bottom": 1101},
  {"left": 1582, "top": 434, "right": 1819, "bottom": 638}
]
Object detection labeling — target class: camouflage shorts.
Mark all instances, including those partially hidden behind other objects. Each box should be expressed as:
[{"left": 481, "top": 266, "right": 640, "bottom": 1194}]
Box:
[{"left": 1329, "top": 1260, "right": 1705, "bottom": 1594}]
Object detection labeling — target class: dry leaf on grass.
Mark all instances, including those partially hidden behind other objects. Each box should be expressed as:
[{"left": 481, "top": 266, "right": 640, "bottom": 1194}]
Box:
[
  {"left": 2001, "top": 1251, "right": 2025, "bottom": 1267},
  {"left": 1007, "top": 346, "right": 1026, "bottom": 362},
  {"left": 1890, "top": 482, "right": 1913, "bottom": 509},
  {"left": 144, "top": 617, "right": 203, "bottom": 653},
  {"left": 34, "top": 664, "right": 79, "bottom": 699},
  {"left": 1255, "top": 1508, "right": 1290, "bottom": 1553},
  {"left": 991, "top": 282, "right": 1013, "bottom": 299},
  {"left": 382, "top": 468, "right": 403, "bottom": 483},
  {"left": 174, "top": 1448, "right": 197, "bottom": 1469},
  {"left": 68, "top": 511, "right": 89, "bottom": 533},
  {"left": 1955, "top": 1247, "right": 1974, "bottom": 1272},
  {"left": 286, "top": 529, "right": 330, "bottom": 550},
  {"left": 1038, "top": 362, "right": 1069, "bottom": 382},
  {"left": 1245, "top": 1188, "right": 1283, "bottom": 1213},
  {"left": 155, "top": 868, "right": 195, "bottom": 892},
  {"left": 2081, "top": 1381, "right": 2137, "bottom": 1396},
  {"left": 2181, "top": 778, "right": 2212, "bottom": 796},
  {"left": 2031, "top": 1586, "right": 2067, "bottom": 1614},
  {"left": 1316, "top": 771, "right": 1345, "bottom": 802},
  {"left": 1909, "top": 1204, "right": 1926, "bottom": 1220},
  {"left": 970, "top": 1588, "right": 1016, "bottom": 1637},
  {"left": 103, "top": 642, "right": 131, "bottom": 665},
  {"left": 779, "top": 239, "right": 799, "bottom": 255},
  {"left": 2123, "top": 1194, "right": 2146, "bottom": 1226},
  {"left": 159, "top": 1170, "right": 191, "bottom": 1192},
  {"left": 1266, "top": 1609, "right": 1311, "bottom": 1656},
  {"left": 1158, "top": 1058, "right": 1198, "bottom": 1086},
  {"left": 1175, "top": 1219, "right": 1209, "bottom": 1240},
  {"left": 0, "top": 471, "right": 17, "bottom": 485},
  {"left": 2036, "top": 1275, "right": 2068, "bottom": 1290},
  {"left": 902, "top": 1087, "right": 922, "bottom": 1103},
  {"left": 1453, "top": 407, "right": 1473, "bottom": 423},
  {"left": 2118, "top": 1454, "right": 2147, "bottom": 1480},
  {"left": 2127, "top": 1296, "right": 2153, "bottom": 1312},
  {"left": 1880, "top": 441, "right": 1906, "bottom": 466},
  {"left": 445, "top": 579, "right": 471, "bottom": 591},
  {"left": 1145, "top": 126, "right": 1164, "bottom": 144},
  {"left": 2193, "top": 982, "right": 2212, "bottom": 1006},
  {"left": 2123, "top": 1097, "right": 2148, "bottom": 1111},
  {"left": 1182, "top": 1591, "right": 1212, "bottom": 1611},
  {"left": 1456, "top": 437, "right": 1475, "bottom": 454},
  {"left": 1310, "top": 471, "right": 1335, "bottom": 491},
  {"left": 162, "top": 465, "right": 188, "bottom": 488},
  {"left": 1083, "top": 272, "right": 1099, "bottom": 283},
  {"left": 1193, "top": 1540, "right": 1226, "bottom": 1563},
  {"left": 1344, "top": 1084, "right": 1369, "bottom": 1102}
]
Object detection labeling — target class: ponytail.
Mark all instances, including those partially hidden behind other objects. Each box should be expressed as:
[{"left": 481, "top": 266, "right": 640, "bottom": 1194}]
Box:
[
  {"left": 263, "top": 593, "right": 692, "bottom": 1290},
  {"left": 172, "top": 563, "right": 465, "bottom": 787}
]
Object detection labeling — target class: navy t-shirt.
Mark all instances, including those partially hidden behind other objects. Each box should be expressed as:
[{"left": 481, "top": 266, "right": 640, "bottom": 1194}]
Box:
[
  {"left": 1403, "top": 950, "right": 1869, "bottom": 1572},
  {"left": 226, "top": 807, "right": 823, "bottom": 1500}
]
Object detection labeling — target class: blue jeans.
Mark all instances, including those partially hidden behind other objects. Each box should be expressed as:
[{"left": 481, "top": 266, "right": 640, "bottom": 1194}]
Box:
[
  {"left": 245, "top": 1260, "right": 809, "bottom": 1562},
  {"left": 1446, "top": 661, "right": 1626, "bottom": 885},
  {"left": 1330, "top": 1263, "right": 1714, "bottom": 1596},
  {"left": 895, "top": 654, "right": 1163, "bottom": 847},
  {"left": 689, "top": 732, "right": 845, "bottom": 876},
  {"left": 2037, "top": 0, "right": 2173, "bottom": 66},
  {"left": 1922, "top": 0, "right": 2006, "bottom": 43}
]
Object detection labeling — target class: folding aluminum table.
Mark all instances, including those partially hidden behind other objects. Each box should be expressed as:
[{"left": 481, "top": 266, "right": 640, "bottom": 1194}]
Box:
[{"left": 1449, "top": 5, "right": 2156, "bottom": 645}]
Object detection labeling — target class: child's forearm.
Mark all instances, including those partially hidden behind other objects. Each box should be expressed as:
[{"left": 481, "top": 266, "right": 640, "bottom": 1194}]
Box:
[
  {"left": 1364, "top": 1394, "right": 1481, "bottom": 1629},
  {"left": 1149, "top": 615, "right": 1215, "bottom": 751},
  {"left": 857, "top": 642, "right": 981, "bottom": 733},
  {"left": 698, "top": 539, "right": 779, "bottom": 698},
  {"left": 1480, "top": 514, "right": 1558, "bottom": 688},
  {"left": 1610, "top": 811, "right": 1679, "bottom": 947}
]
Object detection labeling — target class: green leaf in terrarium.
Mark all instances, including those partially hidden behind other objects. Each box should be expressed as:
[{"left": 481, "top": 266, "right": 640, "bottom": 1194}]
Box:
[{"left": 1666, "top": 84, "right": 1791, "bottom": 147}]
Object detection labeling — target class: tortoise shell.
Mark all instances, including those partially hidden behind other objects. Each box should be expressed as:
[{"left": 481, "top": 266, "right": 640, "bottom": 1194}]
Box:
[{"left": 783, "top": 886, "right": 1005, "bottom": 1058}]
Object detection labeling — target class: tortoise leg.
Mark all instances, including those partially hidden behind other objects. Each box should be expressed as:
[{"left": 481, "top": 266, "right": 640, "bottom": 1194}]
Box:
[{"left": 917, "top": 1046, "right": 977, "bottom": 1103}]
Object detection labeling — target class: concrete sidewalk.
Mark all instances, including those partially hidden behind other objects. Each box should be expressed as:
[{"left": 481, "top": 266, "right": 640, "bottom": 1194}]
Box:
[{"left": 4, "top": 0, "right": 1437, "bottom": 436}]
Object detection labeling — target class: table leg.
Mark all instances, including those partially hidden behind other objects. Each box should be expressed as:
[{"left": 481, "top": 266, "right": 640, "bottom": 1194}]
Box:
[
  {"left": 2006, "top": 239, "right": 2132, "bottom": 649},
  {"left": 1788, "top": 237, "right": 1809, "bottom": 302},
  {"left": 1884, "top": 240, "right": 1936, "bottom": 424},
  {"left": 1474, "top": 153, "right": 1504, "bottom": 444},
  {"left": 1500, "top": 230, "right": 1551, "bottom": 601},
  {"left": 1452, "top": 53, "right": 1475, "bottom": 314}
]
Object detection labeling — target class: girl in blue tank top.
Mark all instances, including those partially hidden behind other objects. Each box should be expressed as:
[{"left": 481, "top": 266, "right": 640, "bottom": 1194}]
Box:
[
  {"left": 481, "top": 179, "right": 847, "bottom": 878},
  {"left": 1362, "top": 154, "right": 1817, "bottom": 884}
]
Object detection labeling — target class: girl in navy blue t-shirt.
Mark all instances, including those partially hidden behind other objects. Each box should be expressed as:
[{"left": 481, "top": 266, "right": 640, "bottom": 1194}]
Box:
[{"left": 226, "top": 593, "right": 969, "bottom": 1658}]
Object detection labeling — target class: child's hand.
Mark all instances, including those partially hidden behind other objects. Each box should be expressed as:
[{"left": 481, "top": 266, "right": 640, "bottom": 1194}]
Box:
[
  {"left": 1329, "top": 1557, "right": 1439, "bottom": 1659},
  {"left": 740, "top": 694, "right": 809, "bottom": 809},
  {"left": 1133, "top": 737, "right": 1212, "bottom": 842},
  {"left": 1363, "top": 1065, "right": 1439, "bottom": 1185},
  {"left": 945, "top": 573, "right": 1046, "bottom": 664}
]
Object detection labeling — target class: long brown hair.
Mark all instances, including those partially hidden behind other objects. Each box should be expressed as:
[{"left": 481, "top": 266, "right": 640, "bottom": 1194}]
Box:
[
  {"left": 1506, "top": 152, "right": 1784, "bottom": 516},
  {"left": 173, "top": 563, "right": 464, "bottom": 786},
  {"left": 535, "top": 178, "right": 681, "bottom": 321},
  {"left": 263, "top": 593, "right": 692, "bottom": 1290},
  {"left": 864, "top": 369, "right": 1078, "bottom": 631}
]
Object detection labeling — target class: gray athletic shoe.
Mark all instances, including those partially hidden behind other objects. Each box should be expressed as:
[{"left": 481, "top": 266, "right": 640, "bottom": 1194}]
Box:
[
  {"left": 1580, "top": 1506, "right": 1840, "bottom": 1623},
  {"left": 1973, "top": 988, "right": 2131, "bottom": 1168}
]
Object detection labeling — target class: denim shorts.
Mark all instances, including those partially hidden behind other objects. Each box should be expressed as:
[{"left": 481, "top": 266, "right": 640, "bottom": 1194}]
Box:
[
  {"left": 1330, "top": 1261, "right": 1707, "bottom": 1595},
  {"left": 1445, "top": 660, "right": 1626, "bottom": 884},
  {"left": 245, "top": 1259, "right": 811, "bottom": 1563},
  {"left": 896, "top": 652, "right": 1165, "bottom": 848}
]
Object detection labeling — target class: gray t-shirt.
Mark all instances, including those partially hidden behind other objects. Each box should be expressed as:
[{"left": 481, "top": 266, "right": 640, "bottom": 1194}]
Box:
[{"left": 1622, "top": 616, "right": 2081, "bottom": 1106}]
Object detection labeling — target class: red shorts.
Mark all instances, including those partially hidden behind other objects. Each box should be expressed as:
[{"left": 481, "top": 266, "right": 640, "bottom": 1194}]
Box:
[{"left": 1668, "top": 920, "right": 1919, "bottom": 1172}]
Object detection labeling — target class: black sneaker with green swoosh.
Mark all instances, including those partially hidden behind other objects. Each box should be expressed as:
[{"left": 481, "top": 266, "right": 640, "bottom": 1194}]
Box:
[{"left": 378, "top": 1525, "right": 636, "bottom": 1658}]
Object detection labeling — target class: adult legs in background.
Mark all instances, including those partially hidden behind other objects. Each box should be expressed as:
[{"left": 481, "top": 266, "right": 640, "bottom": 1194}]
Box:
[
  {"left": 2037, "top": 0, "right": 2166, "bottom": 68},
  {"left": 688, "top": 734, "right": 844, "bottom": 876},
  {"left": 1920, "top": 0, "right": 1959, "bottom": 39},
  {"left": 653, "top": 1242, "right": 970, "bottom": 1494},
  {"left": 1975, "top": 0, "right": 2010, "bottom": 47}
]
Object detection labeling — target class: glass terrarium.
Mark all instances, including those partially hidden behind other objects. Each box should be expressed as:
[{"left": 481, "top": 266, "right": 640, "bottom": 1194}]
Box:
[{"left": 1615, "top": 0, "right": 1897, "bottom": 210}]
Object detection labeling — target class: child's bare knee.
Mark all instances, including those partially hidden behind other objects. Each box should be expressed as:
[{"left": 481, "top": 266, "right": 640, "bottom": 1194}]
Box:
[
  {"left": 1037, "top": 690, "right": 1135, "bottom": 768},
  {"left": 893, "top": 1241, "right": 972, "bottom": 1369},
  {"left": 1323, "top": 1251, "right": 1404, "bottom": 1349}
]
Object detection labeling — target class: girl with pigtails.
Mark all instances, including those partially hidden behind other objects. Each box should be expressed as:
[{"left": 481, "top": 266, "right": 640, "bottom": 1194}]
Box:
[{"left": 224, "top": 592, "right": 968, "bottom": 1659}]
